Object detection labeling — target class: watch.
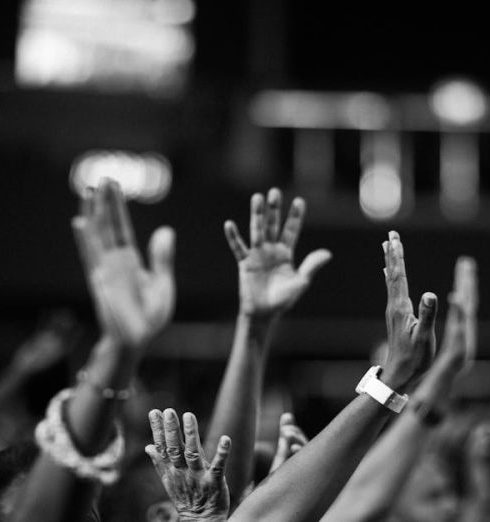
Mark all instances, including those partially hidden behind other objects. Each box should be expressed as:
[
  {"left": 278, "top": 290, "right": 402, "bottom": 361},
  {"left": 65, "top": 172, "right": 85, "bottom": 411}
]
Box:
[{"left": 356, "top": 366, "right": 409, "bottom": 413}]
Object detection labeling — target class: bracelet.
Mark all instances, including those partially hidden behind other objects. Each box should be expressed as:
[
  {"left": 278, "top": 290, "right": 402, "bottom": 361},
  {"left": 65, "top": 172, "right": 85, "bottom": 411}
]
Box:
[
  {"left": 355, "top": 366, "right": 409, "bottom": 414},
  {"left": 35, "top": 388, "right": 125, "bottom": 485},
  {"left": 410, "top": 399, "right": 445, "bottom": 427},
  {"left": 77, "top": 370, "right": 132, "bottom": 400}
]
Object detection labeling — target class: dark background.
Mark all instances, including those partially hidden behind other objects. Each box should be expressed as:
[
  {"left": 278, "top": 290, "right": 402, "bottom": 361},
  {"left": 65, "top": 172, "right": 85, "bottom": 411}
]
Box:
[{"left": 1, "top": 3, "right": 490, "bottom": 434}]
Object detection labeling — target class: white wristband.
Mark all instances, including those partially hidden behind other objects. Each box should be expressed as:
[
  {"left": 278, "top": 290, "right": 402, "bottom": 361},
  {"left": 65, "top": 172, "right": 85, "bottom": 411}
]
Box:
[{"left": 356, "top": 366, "right": 408, "bottom": 413}]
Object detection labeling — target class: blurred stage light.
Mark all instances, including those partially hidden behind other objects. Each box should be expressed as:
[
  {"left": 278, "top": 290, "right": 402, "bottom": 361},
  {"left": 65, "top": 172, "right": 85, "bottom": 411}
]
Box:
[
  {"left": 359, "top": 163, "right": 402, "bottom": 220},
  {"left": 430, "top": 78, "right": 487, "bottom": 126},
  {"left": 440, "top": 134, "right": 479, "bottom": 221},
  {"left": 70, "top": 151, "right": 172, "bottom": 203},
  {"left": 16, "top": 0, "right": 195, "bottom": 93},
  {"left": 343, "top": 93, "right": 391, "bottom": 130}
]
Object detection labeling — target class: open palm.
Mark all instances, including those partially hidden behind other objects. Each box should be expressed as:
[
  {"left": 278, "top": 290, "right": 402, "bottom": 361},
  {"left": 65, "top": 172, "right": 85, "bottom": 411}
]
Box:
[
  {"left": 225, "top": 189, "right": 331, "bottom": 316},
  {"left": 146, "top": 409, "right": 231, "bottom": 521},
  {"left": 73, "top": 180, "right": 175, "bottom": 348}
]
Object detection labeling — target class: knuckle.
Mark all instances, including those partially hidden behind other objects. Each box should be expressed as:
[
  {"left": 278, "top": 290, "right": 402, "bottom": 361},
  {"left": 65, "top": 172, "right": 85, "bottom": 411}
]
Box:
[{"left": 184, "top": 449, "right": 201, "bottom": 462}]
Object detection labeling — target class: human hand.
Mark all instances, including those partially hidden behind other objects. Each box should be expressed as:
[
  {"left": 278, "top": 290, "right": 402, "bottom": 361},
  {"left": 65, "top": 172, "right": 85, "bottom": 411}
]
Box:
[
  {"left": 381, "top": 231, "right": 438, "bottom": 390},
  {"left": 269, "top": 413, "right": 308, "bottom": 474},
  {"left": 224, "top": 188, "right": 331, "bottom": 317},
  {"left": 145, "top": 409, "right": 231, "bottom": 522},
  {"left": 414, "top": 259, "right": 478, "bottom": 407},
  {"left": 72, "top": 180, "right": 175, "bottom": 350},
  {"left": 435, "top": 256, "right": 478, "bottom": 376}
]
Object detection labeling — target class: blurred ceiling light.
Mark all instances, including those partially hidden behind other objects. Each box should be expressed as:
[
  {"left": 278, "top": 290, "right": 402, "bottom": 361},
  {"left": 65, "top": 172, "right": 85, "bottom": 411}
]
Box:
[
  {"left": 343, "top": 93, "right": 391, "bottom": 130},
  {"left": 359, "top": 163, "right": 402, "bottom": 220},
  {"left": 70, "top": 151, "right": 172, "bottom": 203},
  {"left": 430, "top": 78, "right": 487, "bottom": 126},
  {"left": 16, "top": 0, "right": 195, "bottom": 92},
  {"left": 440, "top": 134, "right": 479, "bottom": 220},
  {"left": 249, "top": 90, "right": 337, "bottom": 128}
]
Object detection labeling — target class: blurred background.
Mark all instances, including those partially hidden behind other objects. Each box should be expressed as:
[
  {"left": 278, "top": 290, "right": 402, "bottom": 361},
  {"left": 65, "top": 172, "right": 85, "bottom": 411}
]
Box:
[{"left": 1, "top": 2, "right": 490, "bottom": 442}]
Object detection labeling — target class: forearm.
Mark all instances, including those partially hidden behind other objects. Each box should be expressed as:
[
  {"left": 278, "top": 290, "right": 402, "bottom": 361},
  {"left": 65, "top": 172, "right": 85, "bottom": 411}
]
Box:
[
  {"left": 321, "top": 364, "right": 457, "bottom": 522},
  {"left": 11, "top": 337, "right": 138, "bottom": 522},
  {"left": 66, "top": 336, "right": 138, "bottom": 454},
  {"left": 230, "top": 393, "right": 393, "bottom": 522},
  {"left": 204, "top": 312, "right": 277, "bottom": 505},
  {"left": 320, "top": 413, "right": 429, "bottom": 522}
]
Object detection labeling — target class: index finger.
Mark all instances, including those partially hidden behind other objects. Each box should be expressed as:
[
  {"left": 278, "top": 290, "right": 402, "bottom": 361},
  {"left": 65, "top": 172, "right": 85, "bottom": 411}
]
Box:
[{"left": 385, "top": 230, "right": 410, "bottom": 302}]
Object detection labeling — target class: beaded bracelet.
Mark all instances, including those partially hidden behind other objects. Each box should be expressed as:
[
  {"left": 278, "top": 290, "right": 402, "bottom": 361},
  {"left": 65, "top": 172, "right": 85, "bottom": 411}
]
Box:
[
  {"left": 35, "top": 388, "right": 125, "bottom": 485},
  {"left": 77, "top": 370, "right": 132, "bottom": 400}
]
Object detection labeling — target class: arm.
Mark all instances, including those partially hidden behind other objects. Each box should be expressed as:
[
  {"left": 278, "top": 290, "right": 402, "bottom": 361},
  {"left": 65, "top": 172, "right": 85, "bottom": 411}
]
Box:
[
  {"left": 146, "top": 409, "right": 231, "bottom": 522},
  {"left": 230, "top": 230, "right": 438, "bottom": 522},
  {"left": 10, "top": 181, "right": 175, "bottom": 522},
  {"left": 321, "top": 256, "right": 477, "bottom": 521},
  {"left": 204, "top": 188, "right": 331, "bottom": 505}
]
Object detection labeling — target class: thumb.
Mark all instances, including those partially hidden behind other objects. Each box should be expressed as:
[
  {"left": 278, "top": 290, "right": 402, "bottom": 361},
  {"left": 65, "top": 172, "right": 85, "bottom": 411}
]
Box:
[
  {"left": 298, "top": 249, "right": 332, "bottom": 282},
  {"left": 149, "top": 227, "right": 175, "bottom": 275},
  {"left": 145, "top": 444, "right": 167, "bottom": 476},
  {"left": 417, "top": 292, "right": 438, "bottom": 335}
]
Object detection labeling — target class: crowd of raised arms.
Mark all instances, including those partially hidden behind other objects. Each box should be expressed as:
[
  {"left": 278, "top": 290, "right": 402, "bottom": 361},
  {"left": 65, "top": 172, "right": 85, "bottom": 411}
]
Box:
[{"left": 0, "top": 180, "right": 485, "bottom": 522}]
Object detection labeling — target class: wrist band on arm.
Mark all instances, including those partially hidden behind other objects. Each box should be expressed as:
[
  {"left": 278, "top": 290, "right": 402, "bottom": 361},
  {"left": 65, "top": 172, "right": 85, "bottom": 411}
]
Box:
[
  {"left": 35, "top": 388, "right": 125, "bottom": 485},
  {"left": 356, "top": 366, "right": 409, "bottom": 414},
  {"left": 77, "top": 369, "right": 132, "bottom": 401}
]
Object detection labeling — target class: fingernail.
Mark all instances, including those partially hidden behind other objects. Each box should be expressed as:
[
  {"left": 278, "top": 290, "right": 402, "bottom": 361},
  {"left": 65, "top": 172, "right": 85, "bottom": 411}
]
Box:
[
  {"left": 183, "top": 412, "right": 193, "bottom": 426},
  {"left": 388, "top": 230, "right": 399, "bottom": 241},
  {"left": 423, "top": 292, "right": 436, "bottom": 306},
  {"left": 221, "top": 436, "right": 231, "bottom": 448}
]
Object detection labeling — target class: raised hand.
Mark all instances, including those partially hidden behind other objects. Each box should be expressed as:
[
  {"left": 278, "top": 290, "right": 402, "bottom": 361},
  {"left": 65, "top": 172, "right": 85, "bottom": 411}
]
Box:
[
  {"left": 72, "top": 180, "right": 175, "bottom": 349},
  {"left": 145, "top": 409, "right": 231, "bottom": 522},
  {"left": 269, "top": 413, "right": 308, "bottom": 474},
  {"left": 381, "top": 231, "right": 438, "bottom": 390},
  {"left": 224, "top": 188, "right": 331, "bottom": 317},
  {"left": 436, "top": 256, "right": 478, "bottom": 377}
]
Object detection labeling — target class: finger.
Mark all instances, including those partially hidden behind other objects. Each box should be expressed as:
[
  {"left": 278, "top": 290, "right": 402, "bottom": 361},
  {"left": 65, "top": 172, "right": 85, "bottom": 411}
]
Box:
[
  {"left": 290, "top": 444, "right": 303, "bottom": 454},
  {"left": 209, "top": 435, "right": 231, "bottom": 482},
  {"left": 93, "top": 180, "right": 117, "bottom": 249},
  {"left": 224, "top": 221, "right": 248, "bottom": 261},
  {"left": 282, "top": 425, "right": 308, "bottom": 444},
  {"left": 149, "top": 227, "right": 175, "bottom": 276},
  {"left": 250, "top": 193, "right": 265, "bottom": 247},
  {"left": 265, "top": 188, "right": 282, "bottom": 242},
  {"left": 280, "top": 197, "right": 306, "bottom": 249},
  {"left": 416, "top": 292, "right": 438, "bottom": 335},
  {"left": 80, "top": 188, "right": 95, "bottom": 220},
  {"left": 163, "top": 408, "right": 186, "bottom": 468},
  {"left": 441, "top": 295, "right": 467, "bottom": 369},
  {"left": 71, "top": 217, "right": 102, "bottom": 273},
  {"left": 148, "top": 409, "right": 166, "bottom": 454},
  {"left": 279, "top": 412, "right": 295, "bottom": 427},
  {"left": 385, "top": 230, "right": 410, "bottom": 301},
  {"left": 145, "top": 444, "right": 168, "bottom": 476},
  {"left": 183, "top": 412, "right": 205, "bottom": 472},
  {"left": 455, "top": 256, "right": 478, "bottom": 314},
  {"left": 298, "top": 249, "right": 332, "bottom": 281},
  {"left": 107, "top": 180, "right": 136, "bottom": 247}
]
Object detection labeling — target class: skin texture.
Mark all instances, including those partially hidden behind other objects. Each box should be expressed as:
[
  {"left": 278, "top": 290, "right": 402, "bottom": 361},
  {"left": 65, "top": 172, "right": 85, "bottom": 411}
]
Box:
[
  {"left": 145, "top": 409, "right": 231, "bottom": 522},
  {"left": 320, "top": 256, "right": 477, "bottom": 522},
  {"left": 204, "top": 188, "right": 331, "bottom": 507},
  {"left": 229, "top": 231, "right": 439, "bottom": 522},
  {"left": 10, "top": 181, "right": 175, "bottom": 522}
]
